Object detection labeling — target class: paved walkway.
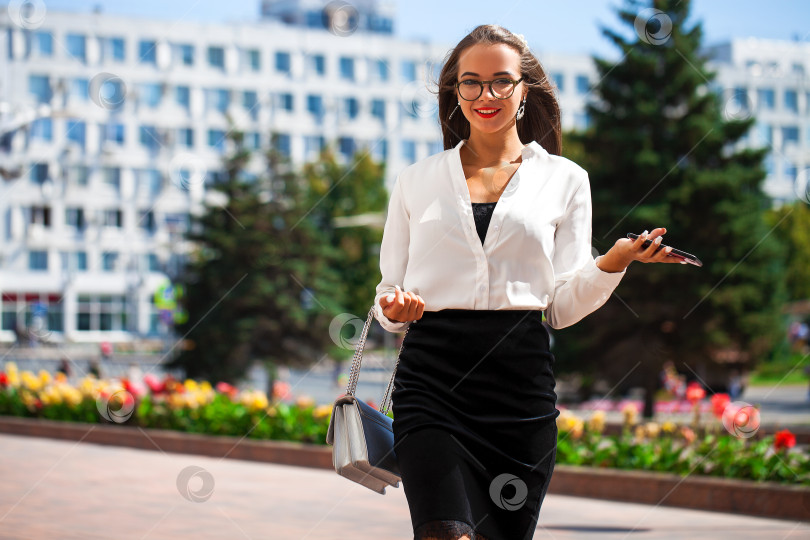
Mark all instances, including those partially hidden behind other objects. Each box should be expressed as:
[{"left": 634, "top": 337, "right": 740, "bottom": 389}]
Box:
[{"left": 0, "top": 434, "right": 807, "bottom": 539}]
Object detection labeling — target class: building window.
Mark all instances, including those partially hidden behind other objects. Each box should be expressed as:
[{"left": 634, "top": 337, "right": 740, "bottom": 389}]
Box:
[
  {"left": 69, "top": 78, "right": 89, "bottom": 101},
  {"left": 178, "top": 43, "right": 194, "bottom": 66},
  {"left": 375, "top": 59, "right": 389, "bottom": 81},
  {"left": 338, "top": 136, "right": 355, "bottom": 160},
  {"left": 343, "top": 97, "right": 359, "bottom": 119},
  {"left": 29, "top": 251, "right": 48, "bottom": 271},
  {"left": 138, "top": 83, "right": 162, "bottom": 108},
  {"left": 757, "top": 123, "right": 772, "bottom": 146},
  {"left": 139, "top": 40, "right": 157, "bottom": 64},
  {"left": 102, "top": 167, "right": 121, "bottom": 190},
  {"left": 100, "top": 122, "right": 125, "bottom": 145},
  {"left": 29, "top": 75, "right": 51, "bottom": 103},
  {"left": 784, "top": 160, "right": 798, "bottom": 182},
  {"left": 208, "top": 129, "right": 226, "bottom": 151},
  {"left": 401, "top": 140, "right": 416, "bottom": 164},
  {"left": 307, "top": 53, "right": 325, "bottom": 76},
  {"left": 304, "top": 135, "right": 325, "bottom": 160},
  {"left": 31, "top": 163, "right": 49, "bottom": 184},
  {"left": 339, "top": 56, "right": 355, "bottom": 81},
  {"left": 307, "top": 94, "right": 324, "bottom": 117},
  {"left": 66, "top": 120, "right": 86, "bottom": 150},
  {"left": 30, "top": 205, "right": 51, "bottom": 227},
  {"left": 784, "top": 90, "right": 798, "bottom": 113},
  {"left": 66, "top": 33, "right": 86, "bottom": 62},
  {"left": 208, "top": 46, "right": 225, "bottom": 69},
  {"left": 61, "top": 251, "right": 87, "bottom": 272},
  {"left": 575, "top": 75, "right": 590, "bottom": 95},
  {"left": 278, "top": 93, "right": 294, "bottom": 111},
  {"left": 35, "top": 31, "right": 53, "bottom": 56},
  {"left": 77, "top": 295, "right": 129, "bottom": 331},
  {"left": 175, "top": 85, "right": 190, "bottom": 109},
  {"left": 428, "top": 140, "right": 443, "bottom": 155},
  {"left": 108, "top": 37, "right": 125, "bottom": 61},
  {"left": 139, "top": 125, "right": 162, "bottom": 150},
  {"left": 102, "top": 209, "right": 123, "bottom": 228},
  {"left": 177, "top": 127, "right": 194, "bottom": 148},
  {"left": 207, "top": 88, "right": 230, "bottom": 113},
  {"left": 371, "top": 138, "right": 387, "bottom": 162},
  {"left": 136, "top": 169, "right": 163, "bottom": 195},
  {"left": 146, "top": 253, "right": 161, "bottom": 272},
  {"left": 247, "top": 49, "right": 260, "bottom": 71},
  {"left": 243, "top": 90, "right": 258, "bottom": 117},
  {"left": 31, "top": 118, "right": 52, "bottom": 141},
  {"left": 276, "top": 51, "right": 291, "bottom": 73},
  {"left": 68, "top": 165, "right": 88, "bottom": 186},
  {"left": 371, "top": 99, "right": 385, "bottom": 122},
  {"left": 275, "top": 133, "right": 291, "bottom": 157},
  {"left": 65, "top": 208, "right": 85, "bottom": 230},
  {"left": 401, "top": 60, "right": 416, "bottom": 82},
  {"left": 551, "top": 72, "right": 564, "bottom": 93},
  {"left": 139, "top": 210, "right": 156, "bottom": 232},
  {"left": 757, "top": 88, "right": 775, "bottom": 110},
  {"left": 782, "top": 126, "right": 800, "bottom": 148}
]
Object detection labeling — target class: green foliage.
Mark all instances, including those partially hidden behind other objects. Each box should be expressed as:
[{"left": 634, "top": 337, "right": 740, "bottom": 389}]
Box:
[
  {"left": 556, "top": 0, "right": 789, "bottom": 405},
  {"left": 765, "top": 200, "right": 810, "bottom": 301}
]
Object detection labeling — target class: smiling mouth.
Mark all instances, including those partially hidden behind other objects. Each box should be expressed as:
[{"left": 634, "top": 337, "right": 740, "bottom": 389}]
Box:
[{"left": 474, "top": 108, "right": 501, "bottom": 118}]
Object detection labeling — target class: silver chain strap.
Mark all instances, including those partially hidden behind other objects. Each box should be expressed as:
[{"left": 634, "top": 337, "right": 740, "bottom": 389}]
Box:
[{"left": 344, "top": 304, "right": 412, "bottom": 416}]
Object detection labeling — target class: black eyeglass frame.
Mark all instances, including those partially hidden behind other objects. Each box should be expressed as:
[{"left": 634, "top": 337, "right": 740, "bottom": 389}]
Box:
[{"left": 454, "top": 76, "right": 525, "bottom": 101}]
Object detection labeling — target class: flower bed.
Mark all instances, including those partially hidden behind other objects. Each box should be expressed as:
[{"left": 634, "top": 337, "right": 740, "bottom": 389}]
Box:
[{"left": 1, "top": 362, "right": 808, "bottom": 486}]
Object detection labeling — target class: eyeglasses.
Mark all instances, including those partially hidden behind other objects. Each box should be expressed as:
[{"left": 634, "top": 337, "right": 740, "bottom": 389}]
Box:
[{"left": 455, "top": 76, "right": 524, "bottom": 101}]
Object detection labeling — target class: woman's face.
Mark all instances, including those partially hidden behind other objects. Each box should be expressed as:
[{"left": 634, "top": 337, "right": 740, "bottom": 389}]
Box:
[{"left": 455, "top": 42, "right": 526, "bottom": 135}]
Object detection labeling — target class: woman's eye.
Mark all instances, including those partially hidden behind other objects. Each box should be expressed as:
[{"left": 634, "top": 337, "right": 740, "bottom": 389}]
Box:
[
  {"left": 460, "top": 80, "right": 478, "bottom": 86},
  {"left": 493, "top": 78, "right": 512, "bottom": 85}
]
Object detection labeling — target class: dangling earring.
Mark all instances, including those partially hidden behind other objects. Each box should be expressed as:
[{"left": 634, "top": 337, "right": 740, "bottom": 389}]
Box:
[
  {"left": 515, "top": 94, "right": 527, "bottom": 121},
  {"left": 448, "top": 102, "right": 460, "bottom": 121}
]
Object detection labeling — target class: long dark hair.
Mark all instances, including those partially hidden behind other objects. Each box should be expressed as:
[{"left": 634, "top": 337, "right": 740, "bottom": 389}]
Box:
[{"left": 428, "top": 25, "right": 562, "bottom": 155}]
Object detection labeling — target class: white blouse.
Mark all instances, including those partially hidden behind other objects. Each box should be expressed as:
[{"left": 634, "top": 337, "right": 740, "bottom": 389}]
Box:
[{"left": 373, "top": 139, "right": 627, "bottom": 333}]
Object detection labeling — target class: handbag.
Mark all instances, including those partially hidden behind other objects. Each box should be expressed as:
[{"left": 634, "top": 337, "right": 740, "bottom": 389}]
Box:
[{"left": 325, "top": 304, "right": 412, "bottom": 495}]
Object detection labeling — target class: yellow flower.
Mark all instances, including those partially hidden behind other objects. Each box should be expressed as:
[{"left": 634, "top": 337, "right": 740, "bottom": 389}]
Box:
[
  {"left": 168, "top": 392, "right": 187, "bottom": 410},
  {"left": 621, "top": 403, "right": 638, "bottom": 426},
  {"left": 556, "top": 410, "right": 584, "bottom": 439},
  {"left": 296, "top": 395, "right": 316, "bottom": 409},
  {"left": 240, "top": 390, "right": 268, "bottom": 412},
  {"left": 38, "top": 369, "right": 52, "bottom": 386},
  {"left": 184, "top": 379, "right": 199, "bottom": 392},
  {"left": 634, "top": 425, "right": 646, "bottom": 443},
  {"left": 313, "top": 404, "right": 333, "bottom": 420},
  {"left": 587, "top": 411, "right": 606, "bottom": 434},
  {"left": 55, "top": 372, "right": 67, "bottom": 384},
  {"left": 662, "top": 421, "right": 676, "bottom": 433},
  {"left": 21, "top": 371, "right": 42, "bottom": 392},
  {"left": 645, "top": 421, "right": 660, "bottom": 439},
  {"left": 199, "top": 380, "right": 213, "bottom": 393}
]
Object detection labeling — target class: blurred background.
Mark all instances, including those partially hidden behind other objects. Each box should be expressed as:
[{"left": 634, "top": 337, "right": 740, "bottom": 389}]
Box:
[{"left": 0, "top": 0, "right": 808, "bottom": 421}]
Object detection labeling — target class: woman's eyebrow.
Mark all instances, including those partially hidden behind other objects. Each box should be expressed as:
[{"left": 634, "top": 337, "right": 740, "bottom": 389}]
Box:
[{"left": 459, "top": 71, "right": 514, "bottom": 78}]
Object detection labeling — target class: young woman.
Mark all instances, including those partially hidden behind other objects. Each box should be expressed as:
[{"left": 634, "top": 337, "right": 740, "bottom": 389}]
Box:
[{"left": 374, "top": 25, "right": 681, "bottom": 540}]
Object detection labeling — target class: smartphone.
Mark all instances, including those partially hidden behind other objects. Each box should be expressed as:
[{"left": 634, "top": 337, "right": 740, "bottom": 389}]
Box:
[{"left": 627, "top": 233, "right": 703, "bottom": 267}]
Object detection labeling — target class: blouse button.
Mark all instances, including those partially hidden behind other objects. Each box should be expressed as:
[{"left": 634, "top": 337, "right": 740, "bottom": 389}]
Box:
[{"left": 479, "top": 284, "right": 486, "bottom": 292}]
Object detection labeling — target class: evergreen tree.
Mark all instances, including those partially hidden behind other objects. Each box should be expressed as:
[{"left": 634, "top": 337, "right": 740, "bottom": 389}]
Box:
[
  {"left": 167, "top": 131, "right": 348, "bottom": 386},
  {"left": 558, "top": 0, "right": 788, "bottom": 416}
]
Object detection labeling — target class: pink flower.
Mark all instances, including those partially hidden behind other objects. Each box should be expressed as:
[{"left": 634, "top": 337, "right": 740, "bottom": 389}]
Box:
[
  {"left": 272, "top": 380, "right": 292, "bottom": 401},
  {"left": 710, "top": 393, "right": 730, "bottom": 419},
  {"left": 216, "top": 381, "right": 238, "bottom": 399}
]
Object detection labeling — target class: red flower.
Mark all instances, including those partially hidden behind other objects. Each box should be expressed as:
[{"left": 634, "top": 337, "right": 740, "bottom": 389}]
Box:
[
  {"left": 710, "top": 393, "right": 730, "bottom": 418},
  {"left": 0, "top": 372, "right": 7, "bottom": 387},
  {"left": 685, "top": 382, "right": 706, "bottom": 404},
  {"left": 143, "top": 374, "right": 165, "bottom": 395},
  {"left": 774, "top": 429, "right": 796, "bottom": 451},
  {"left": 216, "top": 382, "right": 238, "bottom": 399}
]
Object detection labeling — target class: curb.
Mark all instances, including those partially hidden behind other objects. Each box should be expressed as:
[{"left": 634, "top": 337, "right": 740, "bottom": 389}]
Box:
[{"left": 0, "top": 416, "right": 807, "bottom": 522}]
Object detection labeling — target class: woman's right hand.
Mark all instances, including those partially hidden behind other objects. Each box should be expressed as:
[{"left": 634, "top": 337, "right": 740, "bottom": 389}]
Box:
[{"left": 380, "top": 285, "right": 425, "bottom": 323}]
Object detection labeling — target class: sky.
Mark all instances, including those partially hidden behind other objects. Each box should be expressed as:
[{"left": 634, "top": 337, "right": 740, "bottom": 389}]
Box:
[{"left": 34, "top": 0, "right": 810, "bottom": 59}]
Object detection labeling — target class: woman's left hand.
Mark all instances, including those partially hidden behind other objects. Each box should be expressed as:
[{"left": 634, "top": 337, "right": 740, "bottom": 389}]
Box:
[{"left": 598, "top": 227, "right": 684, "bottom": 272}]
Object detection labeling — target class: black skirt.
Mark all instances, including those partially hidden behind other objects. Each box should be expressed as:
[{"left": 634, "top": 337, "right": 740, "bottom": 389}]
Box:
[{"left": 392, "top": 308, "right": 559, "bottom": 540}]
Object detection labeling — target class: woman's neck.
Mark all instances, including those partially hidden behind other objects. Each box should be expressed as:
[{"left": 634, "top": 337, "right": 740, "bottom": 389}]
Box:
[{"left": 463, "top": 131, "right": 526, "bottom": 166}]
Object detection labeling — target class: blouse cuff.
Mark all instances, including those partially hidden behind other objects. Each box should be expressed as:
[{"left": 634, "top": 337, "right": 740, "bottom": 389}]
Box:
[{"left": 590, "top": 255, "right": 627, "bottom": 289}]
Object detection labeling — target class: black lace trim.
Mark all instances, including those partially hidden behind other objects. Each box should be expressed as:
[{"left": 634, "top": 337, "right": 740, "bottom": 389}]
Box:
[{"left": 414, "top": 519, "right": 493, "bottom": 540}]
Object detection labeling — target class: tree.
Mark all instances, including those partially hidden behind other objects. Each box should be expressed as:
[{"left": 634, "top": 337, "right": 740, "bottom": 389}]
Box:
[
  {"left": 167, "top": 131, "right": 348, "bottom": 387},
  {"left": 765, "top": 200, "right": 810, "bottom": 302},
  {"left": 557, "top": 0, "right": 788, "bottom": 417}
]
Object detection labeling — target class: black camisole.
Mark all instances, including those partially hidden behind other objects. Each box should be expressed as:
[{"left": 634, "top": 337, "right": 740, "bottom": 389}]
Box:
[{"left": 471, "top": 201, "right": 497, "bottom": 245}]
